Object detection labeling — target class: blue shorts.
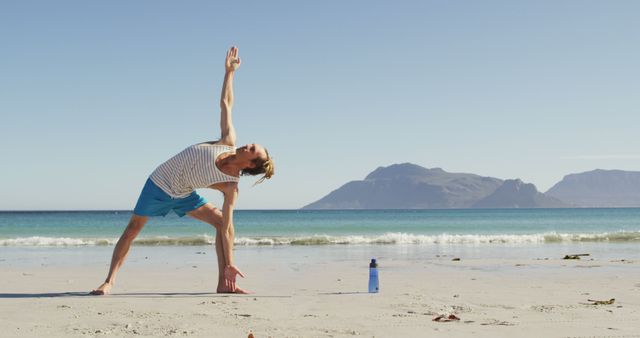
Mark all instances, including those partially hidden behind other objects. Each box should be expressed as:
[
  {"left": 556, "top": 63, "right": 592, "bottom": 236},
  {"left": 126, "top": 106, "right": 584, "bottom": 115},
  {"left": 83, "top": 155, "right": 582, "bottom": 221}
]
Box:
[{"left": 133, "top": 178, "right": 207, "bottom": 217}]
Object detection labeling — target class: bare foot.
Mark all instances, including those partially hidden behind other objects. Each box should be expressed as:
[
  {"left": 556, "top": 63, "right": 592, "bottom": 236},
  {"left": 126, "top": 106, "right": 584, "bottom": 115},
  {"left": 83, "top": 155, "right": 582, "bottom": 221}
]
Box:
[
  {"left": 89, "top": 282, "right": 112, "bottom": 295},
  {"left": 217, "top": 286, "right": 251, "bottom": 294}
]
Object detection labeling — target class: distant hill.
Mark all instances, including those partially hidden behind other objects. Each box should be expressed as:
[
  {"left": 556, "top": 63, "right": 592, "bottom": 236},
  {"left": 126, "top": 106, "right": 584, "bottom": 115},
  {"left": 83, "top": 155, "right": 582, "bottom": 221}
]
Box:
[
  {"left": 545, "top": 169, "right": 640, "bottom": 207},
  {"left": 302, "top": 163, "right": 562, "bottom": 209},
  {"left": 473, "top": 179, "right": 568, "bottom": 208}
]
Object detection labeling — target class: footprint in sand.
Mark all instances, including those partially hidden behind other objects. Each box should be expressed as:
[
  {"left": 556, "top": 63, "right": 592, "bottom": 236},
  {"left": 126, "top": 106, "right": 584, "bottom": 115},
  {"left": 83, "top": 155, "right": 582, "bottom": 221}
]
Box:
[{"left": 481, "top": 319, "right": 515, "bottom": 326}]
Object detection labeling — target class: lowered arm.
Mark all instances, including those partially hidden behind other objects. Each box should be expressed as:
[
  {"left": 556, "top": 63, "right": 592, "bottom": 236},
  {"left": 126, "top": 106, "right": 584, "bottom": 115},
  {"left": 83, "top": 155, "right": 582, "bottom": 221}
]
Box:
[{"left": 220, "top": 185, "right": 245, "bottom": 286}]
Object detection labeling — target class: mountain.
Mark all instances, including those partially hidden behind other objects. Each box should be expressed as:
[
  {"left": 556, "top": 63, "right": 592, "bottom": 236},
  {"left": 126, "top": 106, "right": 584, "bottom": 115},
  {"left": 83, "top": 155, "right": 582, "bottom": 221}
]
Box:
[
  {"left": 473, "top": 179, "right": 568, "bottom": 208},
  {"left": 303, "top": 163, "right": 502, "bottom": 209},
  {"left": 545, "top": 169, "right": 640, "bottom": 207},
  {"left": 304, "top": 163, "right": 530, "bottom": 209}
]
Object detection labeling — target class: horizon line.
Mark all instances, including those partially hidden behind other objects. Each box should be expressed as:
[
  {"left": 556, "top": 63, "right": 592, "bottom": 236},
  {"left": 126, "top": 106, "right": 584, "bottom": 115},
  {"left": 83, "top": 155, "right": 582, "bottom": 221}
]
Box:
[{"left": 2, "top": 207, "right": 640, "bottom": 213}]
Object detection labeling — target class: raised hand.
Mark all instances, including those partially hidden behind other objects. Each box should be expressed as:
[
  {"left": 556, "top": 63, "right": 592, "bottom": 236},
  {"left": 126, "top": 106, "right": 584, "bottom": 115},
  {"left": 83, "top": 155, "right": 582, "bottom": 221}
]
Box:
[{"left": 225, "top": 46, "right": 241, "bottom": 72}]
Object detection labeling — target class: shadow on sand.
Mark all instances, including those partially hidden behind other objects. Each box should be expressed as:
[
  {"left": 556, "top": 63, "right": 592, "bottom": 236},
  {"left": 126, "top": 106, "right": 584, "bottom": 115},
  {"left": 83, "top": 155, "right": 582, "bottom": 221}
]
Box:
[
  {"left": 0, "top": 292, "right": 91, "bottom": 298},
  {"left": 318, "top": 291, "right": 371, "bottom": 295},
  {"left": 0, "top": 292, "right": 292, "bottom": 299}
]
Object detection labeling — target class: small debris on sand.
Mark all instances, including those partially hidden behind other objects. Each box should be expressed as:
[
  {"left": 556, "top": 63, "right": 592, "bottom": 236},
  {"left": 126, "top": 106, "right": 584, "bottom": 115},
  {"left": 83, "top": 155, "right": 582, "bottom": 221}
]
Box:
[
  {"left": 433, "top": 314, "right": 460, "bottom": 322},
  {"left": 563, "top": 253, "right": 590, "bottom": 260},
  {"left": 588, "top": 298, "right": 615, "bottom": 305}
]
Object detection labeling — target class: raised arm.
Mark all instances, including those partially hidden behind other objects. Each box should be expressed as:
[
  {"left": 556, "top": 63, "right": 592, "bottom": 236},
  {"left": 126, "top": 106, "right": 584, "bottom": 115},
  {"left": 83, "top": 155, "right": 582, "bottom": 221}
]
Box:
[{"left": 219, "top": 46, "right": 241, "bottom": 146}]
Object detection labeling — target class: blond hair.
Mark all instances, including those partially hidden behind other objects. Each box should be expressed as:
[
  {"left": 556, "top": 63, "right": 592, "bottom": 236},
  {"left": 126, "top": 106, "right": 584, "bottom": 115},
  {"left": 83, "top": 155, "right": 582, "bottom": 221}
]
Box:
[{"left": 241, "top": 148, "right": 274, "bottom": 186}]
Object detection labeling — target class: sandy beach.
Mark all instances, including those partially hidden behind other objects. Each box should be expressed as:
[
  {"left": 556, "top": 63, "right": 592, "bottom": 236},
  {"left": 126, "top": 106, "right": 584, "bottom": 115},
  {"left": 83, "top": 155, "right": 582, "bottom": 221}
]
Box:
[
  {"left": 4, "top": 0, "right": 640, "bottom": 336},
  {"left": 1, "top": 245, "right": 639, "bottom": 338}
]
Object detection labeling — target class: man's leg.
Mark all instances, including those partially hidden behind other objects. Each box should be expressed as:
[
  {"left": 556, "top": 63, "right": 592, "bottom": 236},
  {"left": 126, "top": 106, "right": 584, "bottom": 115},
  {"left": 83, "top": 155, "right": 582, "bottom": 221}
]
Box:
[
  {"left": 90, "top": 214, "right": 148, "bottom": 295},
  {"left": 187, "top": 203, "right": 248, "bottom": 293},
  {"left": 215, "top": 228, "right": 227, "bottom": 290}
]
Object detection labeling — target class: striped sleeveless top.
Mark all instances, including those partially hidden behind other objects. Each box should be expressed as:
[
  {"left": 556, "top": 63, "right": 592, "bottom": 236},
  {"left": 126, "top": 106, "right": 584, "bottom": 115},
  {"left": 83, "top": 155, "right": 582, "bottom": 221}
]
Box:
[{"left": 149, "top": 143, "right": 239, "bottom": 198}]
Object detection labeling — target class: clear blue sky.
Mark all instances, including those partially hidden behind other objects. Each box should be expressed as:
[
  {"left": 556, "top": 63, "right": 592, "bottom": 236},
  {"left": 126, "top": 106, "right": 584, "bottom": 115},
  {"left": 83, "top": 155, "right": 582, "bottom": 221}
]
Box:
[{"left": 1, "top": 1, "right": 639, "bottom": 210}]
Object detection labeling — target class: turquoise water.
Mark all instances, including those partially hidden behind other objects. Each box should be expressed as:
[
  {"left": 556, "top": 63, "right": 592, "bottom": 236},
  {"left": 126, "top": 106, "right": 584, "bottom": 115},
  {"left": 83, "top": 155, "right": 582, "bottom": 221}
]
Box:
[{"left": 1, "top": 209, "right": 639, "bottom": 246}]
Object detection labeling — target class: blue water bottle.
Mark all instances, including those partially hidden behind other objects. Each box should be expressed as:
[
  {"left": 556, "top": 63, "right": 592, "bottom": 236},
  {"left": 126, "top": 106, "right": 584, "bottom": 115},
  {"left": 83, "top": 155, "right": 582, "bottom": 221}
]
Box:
[{"left": 368, "top": 258, "right": 379, "bottom": 293}]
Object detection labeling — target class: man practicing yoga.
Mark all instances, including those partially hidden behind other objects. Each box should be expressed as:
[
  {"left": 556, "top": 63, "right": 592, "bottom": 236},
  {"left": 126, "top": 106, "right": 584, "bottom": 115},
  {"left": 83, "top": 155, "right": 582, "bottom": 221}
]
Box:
[{"left": 90, "top": 46, "right": 274, "bottom": 295}]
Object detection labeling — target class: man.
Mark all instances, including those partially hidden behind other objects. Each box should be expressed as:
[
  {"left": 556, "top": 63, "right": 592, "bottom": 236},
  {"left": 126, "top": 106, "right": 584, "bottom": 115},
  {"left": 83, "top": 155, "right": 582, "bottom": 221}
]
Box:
[{"left": 91, "top": 46, "right": 274, "bottom": 295}]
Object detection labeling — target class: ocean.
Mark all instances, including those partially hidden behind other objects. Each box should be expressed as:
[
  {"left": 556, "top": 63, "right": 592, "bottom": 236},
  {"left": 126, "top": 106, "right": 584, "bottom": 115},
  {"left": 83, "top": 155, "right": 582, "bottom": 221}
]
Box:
[
  {"left": 2, "top": 208, "right": 640, "bottom": 269},
  {"left": 1, "top": 208, "right": 640, "bottom": 247}
]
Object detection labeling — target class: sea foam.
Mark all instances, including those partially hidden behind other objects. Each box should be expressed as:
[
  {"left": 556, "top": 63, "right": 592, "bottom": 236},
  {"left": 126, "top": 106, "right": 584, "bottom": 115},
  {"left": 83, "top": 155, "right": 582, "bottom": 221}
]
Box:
[{"left": 1, "top": 231, "right": 639, "bottom": 247}]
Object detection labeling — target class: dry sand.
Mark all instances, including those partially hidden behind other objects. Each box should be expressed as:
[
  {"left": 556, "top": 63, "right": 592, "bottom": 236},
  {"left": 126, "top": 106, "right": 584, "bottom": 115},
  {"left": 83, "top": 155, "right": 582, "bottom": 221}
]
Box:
[{"left": 1, "top": 250, "right": 639, "bottom": 337}]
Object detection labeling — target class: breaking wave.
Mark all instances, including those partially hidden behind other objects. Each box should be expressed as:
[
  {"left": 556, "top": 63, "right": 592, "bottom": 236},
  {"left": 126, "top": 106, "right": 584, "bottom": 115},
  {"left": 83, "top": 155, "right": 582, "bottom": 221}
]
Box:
[{"left": 1, "top": 231, "right": 640, "bottom": 247}]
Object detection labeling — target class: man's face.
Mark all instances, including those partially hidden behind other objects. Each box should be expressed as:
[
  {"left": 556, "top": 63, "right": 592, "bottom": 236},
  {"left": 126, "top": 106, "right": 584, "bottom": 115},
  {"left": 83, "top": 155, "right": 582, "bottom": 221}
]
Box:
[{"left": 238, "top": 143, "right": 268, "bottom": 167}]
